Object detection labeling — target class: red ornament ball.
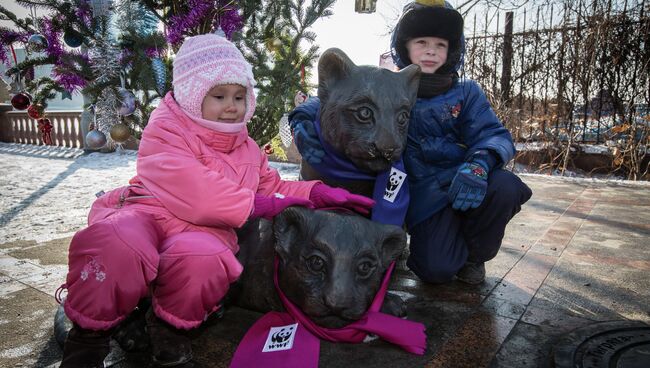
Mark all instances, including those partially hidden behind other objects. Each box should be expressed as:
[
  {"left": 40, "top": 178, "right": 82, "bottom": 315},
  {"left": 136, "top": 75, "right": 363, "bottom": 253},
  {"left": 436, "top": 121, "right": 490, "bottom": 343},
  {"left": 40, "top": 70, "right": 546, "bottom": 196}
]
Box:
[
  {"left": 263, "top": 143, "right": 274, "bottom": 155},
  {"left": 27, "top": 103, "right": 45, "bottom": 119},
  {"left": 11, "top": 92, "right": 32, "bottom": 110},
  {"left": 294, "top": 91, "right": 308, "bottom": 107}
]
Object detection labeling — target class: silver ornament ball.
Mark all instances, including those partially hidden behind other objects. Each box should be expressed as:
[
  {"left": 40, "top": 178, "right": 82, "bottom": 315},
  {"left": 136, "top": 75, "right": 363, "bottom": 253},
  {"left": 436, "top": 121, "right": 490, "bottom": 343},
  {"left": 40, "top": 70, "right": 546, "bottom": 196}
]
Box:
[
  {"left": 28, "top": 34, "right": 49, "bottom": 52},
  {"left": 117, "top": 88, "right": 136, "bottom": 116},
  {"left": 86, "top": 130, "right": 107, "bottom": 149}
]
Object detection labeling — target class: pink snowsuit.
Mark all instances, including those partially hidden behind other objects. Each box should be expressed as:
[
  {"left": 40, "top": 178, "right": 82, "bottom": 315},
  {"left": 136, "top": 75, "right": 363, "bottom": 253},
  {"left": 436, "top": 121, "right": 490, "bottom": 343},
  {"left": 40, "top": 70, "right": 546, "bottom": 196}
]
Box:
[{"left": 62, "top": 93, "right": 317, "bottom": 330}]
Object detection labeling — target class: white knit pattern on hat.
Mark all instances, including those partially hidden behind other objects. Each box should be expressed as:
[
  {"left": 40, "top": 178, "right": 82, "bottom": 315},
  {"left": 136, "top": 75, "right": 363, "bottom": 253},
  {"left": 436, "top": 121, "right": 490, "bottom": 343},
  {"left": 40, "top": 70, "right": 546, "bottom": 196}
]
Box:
[{"left": 172, "top": 34, "right": 256, "bottom": 123}]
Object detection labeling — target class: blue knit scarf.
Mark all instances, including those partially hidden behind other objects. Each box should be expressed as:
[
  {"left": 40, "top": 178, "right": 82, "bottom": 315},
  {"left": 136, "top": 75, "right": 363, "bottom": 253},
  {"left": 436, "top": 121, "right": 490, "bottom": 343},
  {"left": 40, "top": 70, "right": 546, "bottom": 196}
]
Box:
[{"left": 310, "top": 115, "right": 409, "bottom": 227}]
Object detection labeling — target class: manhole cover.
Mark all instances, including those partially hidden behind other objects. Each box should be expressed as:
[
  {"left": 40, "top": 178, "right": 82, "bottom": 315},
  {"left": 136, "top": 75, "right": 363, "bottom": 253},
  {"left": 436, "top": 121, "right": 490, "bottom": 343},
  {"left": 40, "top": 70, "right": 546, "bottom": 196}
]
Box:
[{"left": 553, "top": 320, "right": 650, "bottom": 368}]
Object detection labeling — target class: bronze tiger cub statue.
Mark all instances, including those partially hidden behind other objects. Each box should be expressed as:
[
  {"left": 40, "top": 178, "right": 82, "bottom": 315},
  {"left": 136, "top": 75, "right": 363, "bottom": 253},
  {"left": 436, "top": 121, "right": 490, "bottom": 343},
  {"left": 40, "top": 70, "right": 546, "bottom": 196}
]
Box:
[
  {"left": 231, "top": 207, "right": 408, "bottom": 328},
  {"left": 295, "top": 48, "right": 421, "bottom": 197},
  {"left": 54, "top": 208, "right": 408, "bottom": 348}
]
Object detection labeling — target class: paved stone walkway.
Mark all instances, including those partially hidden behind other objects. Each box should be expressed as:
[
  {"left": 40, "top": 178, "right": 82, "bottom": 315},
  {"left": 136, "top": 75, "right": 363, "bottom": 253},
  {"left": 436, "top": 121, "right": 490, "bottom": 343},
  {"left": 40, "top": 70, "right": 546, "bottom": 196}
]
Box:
[{"left": 1, "top": 142, "right": 649, "bottom": 367}]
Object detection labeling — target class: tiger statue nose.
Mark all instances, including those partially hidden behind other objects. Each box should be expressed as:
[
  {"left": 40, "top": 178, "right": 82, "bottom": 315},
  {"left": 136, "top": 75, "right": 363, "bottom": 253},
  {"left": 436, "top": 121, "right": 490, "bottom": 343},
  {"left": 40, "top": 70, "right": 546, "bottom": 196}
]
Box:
[{"left": 382, "top": 148, "right": 396, "bottom": 161}]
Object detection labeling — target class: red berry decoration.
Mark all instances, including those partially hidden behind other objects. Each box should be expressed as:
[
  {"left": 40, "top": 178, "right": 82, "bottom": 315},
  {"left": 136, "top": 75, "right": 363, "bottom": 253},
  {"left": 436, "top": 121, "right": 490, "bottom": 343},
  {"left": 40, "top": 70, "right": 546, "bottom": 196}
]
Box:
[
  {"left": 27, "top": 103, "right": 45, "bottom": 119},
  {"left": 11, "top": 92, "right": 32, "bottom": 110},
  {"left": 37, "top": 118, "right": 54, "bottom": 145},
  {"left": 264, "top": 143, "right": 274, "bottom": 155}
]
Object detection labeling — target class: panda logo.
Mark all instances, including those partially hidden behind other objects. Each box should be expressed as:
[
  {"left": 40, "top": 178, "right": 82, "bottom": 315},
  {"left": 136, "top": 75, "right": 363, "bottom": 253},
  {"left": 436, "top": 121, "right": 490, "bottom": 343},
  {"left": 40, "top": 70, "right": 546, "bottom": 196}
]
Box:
[
  {"left": 384, "top": 167, "right": 406, "bottom": 203},
  {"left": 263, "top": 323, "right": 299, "bottom": 352},
  {"left": 387, "top": 171, "right": 403, "bottom": 192},
  {"left": 271, "top": 327, "right": 294, "bottom": 343}
]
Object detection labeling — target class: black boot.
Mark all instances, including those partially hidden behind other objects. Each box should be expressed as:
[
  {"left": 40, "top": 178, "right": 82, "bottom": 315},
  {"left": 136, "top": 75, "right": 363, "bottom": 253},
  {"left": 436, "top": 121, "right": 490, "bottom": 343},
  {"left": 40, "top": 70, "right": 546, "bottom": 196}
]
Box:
[
  {"left": 456, "top": 261, "right": 486, "bottom": 284},
  {"left": 145, "top": 308, "right": 195, "bottom": 367},
  {"left": 60, "top": 324, "right": 112, "bottom": 368},
  {"left": 112, "top": 300, "right": 151, "bottom": 352}
]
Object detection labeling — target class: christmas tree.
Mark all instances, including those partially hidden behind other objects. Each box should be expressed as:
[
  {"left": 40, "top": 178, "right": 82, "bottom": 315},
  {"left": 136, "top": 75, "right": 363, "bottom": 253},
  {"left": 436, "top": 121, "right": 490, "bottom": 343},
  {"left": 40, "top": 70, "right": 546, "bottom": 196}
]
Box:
[
  {"left": 236, "top": 0, "right": 334, "bottom": 144},
  {"left": 1, "top": 0, "right": 169, "bottom": 148},
  {"left": 1, "top": 0, "right": 335, "bottom": 148}
]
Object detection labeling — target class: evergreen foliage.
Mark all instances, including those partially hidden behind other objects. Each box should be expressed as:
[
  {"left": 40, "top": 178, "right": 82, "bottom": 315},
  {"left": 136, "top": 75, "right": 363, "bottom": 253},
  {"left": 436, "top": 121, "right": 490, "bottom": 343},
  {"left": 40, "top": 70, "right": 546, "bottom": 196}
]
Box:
[
  {"left": 2, "top": 0, "right": 334, "bottom": 144},
  {"left": 1, "top": 0, "right": 168, "bottom": 136},
  {"left": 236, "top": 0, "right": 334, "bottom": 144}
]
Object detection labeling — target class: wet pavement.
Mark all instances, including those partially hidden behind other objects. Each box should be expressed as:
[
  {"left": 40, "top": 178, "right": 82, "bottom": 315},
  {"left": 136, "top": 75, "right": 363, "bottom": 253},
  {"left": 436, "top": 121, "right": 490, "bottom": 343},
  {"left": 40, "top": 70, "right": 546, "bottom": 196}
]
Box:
[{"left": 1, "top": 143, "right": 649, "bottom": 367}]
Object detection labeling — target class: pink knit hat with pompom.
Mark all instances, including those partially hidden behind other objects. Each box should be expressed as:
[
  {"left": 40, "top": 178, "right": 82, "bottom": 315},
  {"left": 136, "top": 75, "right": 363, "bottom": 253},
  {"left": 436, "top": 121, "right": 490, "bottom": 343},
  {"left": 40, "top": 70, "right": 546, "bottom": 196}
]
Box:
[{"left": 172, "top": 34, "right": 256, "bottom": 123}]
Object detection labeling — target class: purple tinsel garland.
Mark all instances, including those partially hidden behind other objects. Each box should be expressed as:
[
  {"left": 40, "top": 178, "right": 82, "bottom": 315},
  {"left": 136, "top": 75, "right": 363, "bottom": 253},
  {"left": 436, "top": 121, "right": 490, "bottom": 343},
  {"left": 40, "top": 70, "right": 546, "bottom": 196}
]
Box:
[
  {"left": 54, "top": 69, "right": 87, "bottom": 91},
  {"left": 0, "top": 49, "right": 7, "bottom": 67},
  {"left": 41, "top": 18, "right": 85, "bottom": 93},
  {"left": 76, "top": 1, "right": 93, "bottom": 28},
  {"left": 0, "top": 30, "right": 29, "bottom": 45},
  {"left": 166, "top": 0, "right": 243, "bottom": 46},
  {"left": 0, "top": 30, "right": 29, "bottom": 66},
  {"left": 41, "top": 18, "right": 65, "bottom": 60},
  {"left": 1, "top": 48, "right": 9, "bottom": 67},
  {"left": 167, "top": 0, "right": 213, "bottom": 46},
  {"left": 145, "top": 48, "right": 161, "bottom": 58},
  {"left": 0, "top": 3, "right": 90, "bottom": 92},
  {"left": 216, "top": 0, "right": 243, "bottom": 39}
]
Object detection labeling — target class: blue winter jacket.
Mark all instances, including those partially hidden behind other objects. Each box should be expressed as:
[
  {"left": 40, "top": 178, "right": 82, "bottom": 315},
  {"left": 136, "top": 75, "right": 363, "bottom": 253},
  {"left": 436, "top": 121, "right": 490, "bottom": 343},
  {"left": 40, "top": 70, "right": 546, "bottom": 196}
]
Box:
[
  {"left": 289, "top": 82, "right": 515, "bottom": 229},
  {"left": 292, "top": 0, "right": 515, "bottom": 228},
  {"left": 404, "top": 80, "right": 515, "bottom": 228}
]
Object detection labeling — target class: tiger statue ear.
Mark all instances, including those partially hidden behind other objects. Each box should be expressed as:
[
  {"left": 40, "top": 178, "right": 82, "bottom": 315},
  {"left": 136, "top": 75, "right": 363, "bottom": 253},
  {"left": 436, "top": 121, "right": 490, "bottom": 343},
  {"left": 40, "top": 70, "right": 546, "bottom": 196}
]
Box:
[
  {"left": 273, "top": 206, "right": 310, "bottom": 264},
  {"left": 318, "top": 48, "right": 357, "bottom": 104},
  {"left": 399, "top": 64, "right": 422, "bottom": 101},
  {"left": 378, "top": 224, "right": 408, "bottom": 269}
]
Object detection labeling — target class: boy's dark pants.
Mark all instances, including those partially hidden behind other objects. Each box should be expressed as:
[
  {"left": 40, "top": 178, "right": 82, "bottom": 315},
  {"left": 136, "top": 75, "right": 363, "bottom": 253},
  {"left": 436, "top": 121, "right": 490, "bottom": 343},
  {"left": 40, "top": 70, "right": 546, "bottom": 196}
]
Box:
[{"left": 407, "top": 169, "right": 532, "bottom": 283}]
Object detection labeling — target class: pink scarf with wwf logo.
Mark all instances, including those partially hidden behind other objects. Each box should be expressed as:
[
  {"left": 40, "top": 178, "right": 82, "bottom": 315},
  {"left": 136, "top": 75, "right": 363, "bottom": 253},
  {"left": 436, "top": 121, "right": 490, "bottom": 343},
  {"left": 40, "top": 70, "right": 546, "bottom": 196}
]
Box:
[{"left": 229, "top": 259, "right": 426, "bottom": 368}]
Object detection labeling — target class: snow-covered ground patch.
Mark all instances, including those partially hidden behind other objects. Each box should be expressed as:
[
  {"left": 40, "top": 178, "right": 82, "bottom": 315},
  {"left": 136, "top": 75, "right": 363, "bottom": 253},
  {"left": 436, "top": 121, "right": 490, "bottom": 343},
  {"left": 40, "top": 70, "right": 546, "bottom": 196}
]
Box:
[{"left": 1, "top": 142, "right": 647, "bottom": 245}]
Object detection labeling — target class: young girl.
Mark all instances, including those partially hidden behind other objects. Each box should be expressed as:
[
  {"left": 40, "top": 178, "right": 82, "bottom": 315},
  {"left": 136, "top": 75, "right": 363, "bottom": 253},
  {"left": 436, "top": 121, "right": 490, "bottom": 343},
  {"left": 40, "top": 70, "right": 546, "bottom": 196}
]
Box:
[
  {"left": 290, "top": 0, "right": 532, "bottom": 286},
  {"left": 58, "top": 34, "right": 373, "bottom": 367}
]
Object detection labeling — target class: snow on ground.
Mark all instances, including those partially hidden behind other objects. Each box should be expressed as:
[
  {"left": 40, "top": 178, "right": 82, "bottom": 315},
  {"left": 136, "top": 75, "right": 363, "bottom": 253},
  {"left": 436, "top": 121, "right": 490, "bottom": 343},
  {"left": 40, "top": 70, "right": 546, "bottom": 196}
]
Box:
[
  {"left": 515, "top": 141, "right": 613, "bottom": 155},
  {"left": 0, "top": 143, "right": 302, "bottom": 244},
  {"left": 1, "top": 142, "right": 647, "bottom": 245}
]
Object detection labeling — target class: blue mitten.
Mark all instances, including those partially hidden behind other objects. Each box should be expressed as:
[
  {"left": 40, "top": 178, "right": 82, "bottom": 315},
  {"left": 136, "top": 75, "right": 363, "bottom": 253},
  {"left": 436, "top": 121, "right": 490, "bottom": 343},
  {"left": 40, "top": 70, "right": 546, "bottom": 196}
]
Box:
[
  {"left": 292, "top": 120, "right": 325, "bottom": 165},
  {"left": 448, "top": 161, "right": 488, "bottom": 211},
  {"left": 289, "top": 97, "right": 325, "bottom": 165}
]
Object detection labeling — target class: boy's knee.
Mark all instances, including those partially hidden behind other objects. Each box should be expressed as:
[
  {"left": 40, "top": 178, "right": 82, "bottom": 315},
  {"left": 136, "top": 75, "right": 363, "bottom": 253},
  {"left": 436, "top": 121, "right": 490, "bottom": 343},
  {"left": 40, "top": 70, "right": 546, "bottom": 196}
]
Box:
[{"left": 487, "top": 170, "right": 532, "bottom": 206}]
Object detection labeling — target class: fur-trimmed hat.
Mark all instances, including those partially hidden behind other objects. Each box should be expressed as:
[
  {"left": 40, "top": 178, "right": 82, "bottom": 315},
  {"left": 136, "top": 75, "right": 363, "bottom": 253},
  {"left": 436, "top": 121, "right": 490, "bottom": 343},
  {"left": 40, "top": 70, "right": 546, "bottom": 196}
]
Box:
[
  {"left": 172, "top": 33, "right": 256, "bottom": 122},
  {"left": 392, "top": 1, "right": 464, "bottom": 71}
]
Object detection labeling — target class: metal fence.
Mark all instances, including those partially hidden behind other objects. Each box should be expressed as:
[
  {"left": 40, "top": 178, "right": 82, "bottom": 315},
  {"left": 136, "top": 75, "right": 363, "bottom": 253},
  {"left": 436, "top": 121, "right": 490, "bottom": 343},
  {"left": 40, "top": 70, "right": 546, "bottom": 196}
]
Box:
[{"left": 463, "top": 0, "right": 649, "bottom": 145}]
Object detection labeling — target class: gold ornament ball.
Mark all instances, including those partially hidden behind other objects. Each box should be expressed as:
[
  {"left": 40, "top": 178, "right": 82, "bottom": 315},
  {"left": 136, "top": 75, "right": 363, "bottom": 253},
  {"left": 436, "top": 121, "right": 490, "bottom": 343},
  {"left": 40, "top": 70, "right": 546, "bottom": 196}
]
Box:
[
  {"left": 265, "top": 37, "right": 282, "bottom": 53},
  {"left": 110, "top": 124, "right": 130, "bottom": 143}
]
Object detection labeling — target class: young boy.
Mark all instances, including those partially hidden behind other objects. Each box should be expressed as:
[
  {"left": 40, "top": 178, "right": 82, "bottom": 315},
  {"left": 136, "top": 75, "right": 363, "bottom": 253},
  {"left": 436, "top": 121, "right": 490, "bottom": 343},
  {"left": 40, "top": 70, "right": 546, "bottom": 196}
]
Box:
[{"left": 290, "top": 0, "right": 532, "bottom": 284}]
